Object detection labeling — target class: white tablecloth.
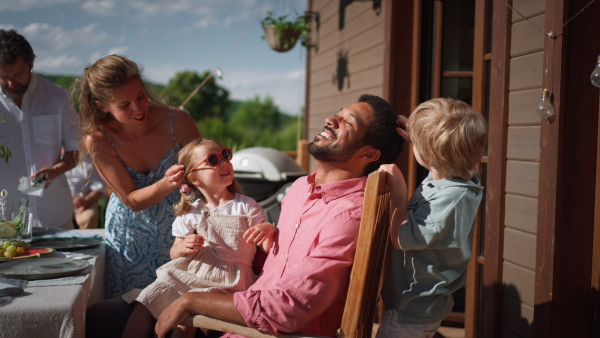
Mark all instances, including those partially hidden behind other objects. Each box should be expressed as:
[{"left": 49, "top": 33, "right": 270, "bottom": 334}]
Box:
[{"left": 0, "top": 229, "right": 106, "bottom": 338}]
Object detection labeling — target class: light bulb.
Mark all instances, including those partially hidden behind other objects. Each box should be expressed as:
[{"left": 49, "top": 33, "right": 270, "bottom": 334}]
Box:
[
  {"left": 591, "top": 55, "right": 600, "bottom": 88},
  {"left": 536, "top": 89, "right": 555, "bottom": 118},
  {"left": 215, "top": 67, "right": 224, "bottom": 80}
]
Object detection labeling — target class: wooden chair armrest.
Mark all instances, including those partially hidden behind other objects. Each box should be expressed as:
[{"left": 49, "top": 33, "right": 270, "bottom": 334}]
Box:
[{"left": 183, "top": 315, "right": 326, "bottom": 338}]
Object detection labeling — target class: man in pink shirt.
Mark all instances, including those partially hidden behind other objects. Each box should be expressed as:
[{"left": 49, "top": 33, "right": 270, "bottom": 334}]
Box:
[
  {"left": 85, "top": 94, "right": 403, "bottom": 338},
  {"left": 153, "top": 94, "right": 404, "bottom": 337}
]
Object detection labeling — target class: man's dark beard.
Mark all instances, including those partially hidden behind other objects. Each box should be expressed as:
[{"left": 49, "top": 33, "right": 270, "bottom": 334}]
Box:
[
  {"left": 1, "top": 82, "right": 28, "bottom": 100},
  {"left": 308, "top": 135, "right": 364, "bottom": 163}
]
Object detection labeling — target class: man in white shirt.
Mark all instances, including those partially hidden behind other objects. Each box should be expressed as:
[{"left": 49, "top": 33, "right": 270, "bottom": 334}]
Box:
[
  {"left": 66, "top": 158, "right": 106, "bottom": 229},
  {"left": 0, "top": 29, "right": 79, "bottom": 229}
]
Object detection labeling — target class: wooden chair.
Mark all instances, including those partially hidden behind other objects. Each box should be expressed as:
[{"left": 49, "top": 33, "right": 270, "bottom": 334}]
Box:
[{"left": 183, "top": 171, "right": 392, "bottom": 338}]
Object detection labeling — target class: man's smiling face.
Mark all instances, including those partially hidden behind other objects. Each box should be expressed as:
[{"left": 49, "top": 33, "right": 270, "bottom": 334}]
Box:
[{"left": 308, "top": 101, "right": 374, "bottom": 163}]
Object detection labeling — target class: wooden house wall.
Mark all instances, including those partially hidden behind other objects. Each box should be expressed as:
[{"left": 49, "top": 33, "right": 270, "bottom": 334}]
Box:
[
  {"left": 501, "top": 0, "right": 545, "bottom": 336},
  {"left": 306, "top": 0, "right": 387, "bottom": 171}
]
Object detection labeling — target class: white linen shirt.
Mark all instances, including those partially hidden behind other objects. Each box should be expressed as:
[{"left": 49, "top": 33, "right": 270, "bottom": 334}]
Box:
[
  {"left": 66, "top": 158, "right": 106, "bottom": 199},
  {"left": 0, "top": 72, "right": 79, "bottom": 228}
]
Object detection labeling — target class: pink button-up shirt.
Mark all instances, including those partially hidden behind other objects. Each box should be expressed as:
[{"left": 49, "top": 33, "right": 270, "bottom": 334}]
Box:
[{"left": 229, "top": 172, "right": 367, "bottom": 337}]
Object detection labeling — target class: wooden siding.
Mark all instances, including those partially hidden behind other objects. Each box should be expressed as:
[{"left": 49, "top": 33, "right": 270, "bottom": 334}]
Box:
[
  {"left": 504, "top": 194, "right": 537, "bottom": 235},
  {"left": 510, "top": 15, "right": 545, "bottom": 57},
  {"left": 502, "top": 261, "right": 536, "bottom": 305},
  {"left": 534, "top": 0, "right": 600, "bottom": 334},
  {"left": 307, "top": 0, "right": 386, "bottom": 171},
  {"left": 508, "top": 89, "right": 541, "bottom": 125},
  {"left": 508, "top": 52, "right": 544, "bottom": 91},
  {"left": 506, "top": 126, "right": 540, "bottom": 161},
  {"left": 511, "top": 0, "right": 545, "bottom": 21},
  {"left": 503, "top": 227, "right": 536, "bottom": 271},
  {"left": 505, "top": 160, "right": 539, "bottom": 197},
  {"left": 501, "top": 2, "right": 545, "bottom": 336}
]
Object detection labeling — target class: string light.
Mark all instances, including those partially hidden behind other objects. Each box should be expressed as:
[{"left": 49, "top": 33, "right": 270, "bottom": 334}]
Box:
[
  {"left": 501, "top": 0, "right": 596, "bottom": 119},
  {"left": 179, "top": 0, "right": 271, "bottom": 110},
  {"left": 216, "top": 67, "right": 225, "bottom": 80},
  {"left": 536, "top": 89, "right": 555, "bottom": 118},
  {"left": 591, "top": 55, "right": 600, "bottom": 88}
]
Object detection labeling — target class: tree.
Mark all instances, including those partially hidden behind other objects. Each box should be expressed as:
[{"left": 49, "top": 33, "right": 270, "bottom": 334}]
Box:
[
  {"left": 228, "top": 96, "right": 280, "bottom": 131},
  {"left": 160, "top": 70, "right": 230, "bottom": 121},
  {"left": 222, "top": 95, "right": 302, "bottom": 150}
]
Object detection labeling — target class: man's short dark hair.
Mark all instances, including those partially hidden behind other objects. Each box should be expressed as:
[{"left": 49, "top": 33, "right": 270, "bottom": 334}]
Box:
[
  {"left": 358, "top": 94, "right": 404, "bottom": 175},
  {"left": 0, "top": 29, "right": 35, "bottom": 67}
]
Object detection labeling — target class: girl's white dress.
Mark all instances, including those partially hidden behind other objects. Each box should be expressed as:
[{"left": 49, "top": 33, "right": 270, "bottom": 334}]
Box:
[{"left": 122, "top": 193, "right": 265, "bottom": 319}]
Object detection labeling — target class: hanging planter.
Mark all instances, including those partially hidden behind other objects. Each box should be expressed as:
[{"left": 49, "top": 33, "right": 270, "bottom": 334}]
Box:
[
  {"left": 261, "top": 12, "right": 317, "bottom": 53},
  {"left": 262, "top": 23, "right": 301, "bottom": 52}
]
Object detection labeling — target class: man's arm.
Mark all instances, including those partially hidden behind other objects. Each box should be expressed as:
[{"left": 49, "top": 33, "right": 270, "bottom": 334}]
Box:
[
  {"left": 155, "top": 293, "right": 243, "bottom": 338},
  {"left": 32, "top": 150, "right": 79, "bottom": 188}
]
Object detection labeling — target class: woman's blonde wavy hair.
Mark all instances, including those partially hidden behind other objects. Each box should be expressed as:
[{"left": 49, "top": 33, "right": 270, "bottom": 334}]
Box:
[
  {"left": 407, "top": 98, "right": 488, "bottom": 180},
  {"left": 174, "top": 138, "right": 241, "bottom": 216}
]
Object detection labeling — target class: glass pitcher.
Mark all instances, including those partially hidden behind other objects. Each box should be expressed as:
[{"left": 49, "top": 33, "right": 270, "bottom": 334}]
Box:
[{"left": 0, "top": 194, "right": 30, "bottom": 241}]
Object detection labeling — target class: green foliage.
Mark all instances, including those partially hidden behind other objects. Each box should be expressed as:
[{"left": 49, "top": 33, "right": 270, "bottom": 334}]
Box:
[
  {"left": 224, "top": 100, "right": 242, "bottom": 120},
  {"left": 0, "top": 113, "right": 10, "bottom": 163},
  {"left": 199, "top": 95, "right": 303, "bottom": 151},
  {"left": 160, "top": 71, "right": 230, "bottom": 121},
  {"left": 229, "top": 96, "right": 280, "bottom": 130},
  {"left": 0, "top": 145, "right": 10, "bottom": 163},
  {"left": 145, "top": 81, "right": 166, "bottom": 96},
  {"left": 37, "top": 74, "right": 77, "bottom": 91}
]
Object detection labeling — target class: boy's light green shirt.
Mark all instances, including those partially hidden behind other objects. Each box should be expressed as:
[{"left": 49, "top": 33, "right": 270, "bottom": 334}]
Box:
[{"left": 381, "top": 171, "right": 484, "bottom": 324}]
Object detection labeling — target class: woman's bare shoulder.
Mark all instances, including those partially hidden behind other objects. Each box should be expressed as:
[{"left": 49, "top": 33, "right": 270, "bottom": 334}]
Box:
[
  {"left": 170, "top": 107, "right": 201, "bottom": 144},
  {"left": 85, "top": 129, "right": 116, "bottom": 159}
]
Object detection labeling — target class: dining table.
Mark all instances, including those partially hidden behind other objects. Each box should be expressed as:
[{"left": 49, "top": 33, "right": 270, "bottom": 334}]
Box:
[{"left": 0, "top": 228, "right": 106, "bottom": 338}]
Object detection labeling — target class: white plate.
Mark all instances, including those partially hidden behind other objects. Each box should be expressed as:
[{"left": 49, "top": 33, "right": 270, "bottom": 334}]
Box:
[{"left": 0, "top": 257, "right": 90, "bottom": 280}]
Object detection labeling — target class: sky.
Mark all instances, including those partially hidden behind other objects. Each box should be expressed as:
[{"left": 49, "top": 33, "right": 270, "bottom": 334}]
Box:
[{"left": 0, "top": 0, "right": 308, "bottom": 115}]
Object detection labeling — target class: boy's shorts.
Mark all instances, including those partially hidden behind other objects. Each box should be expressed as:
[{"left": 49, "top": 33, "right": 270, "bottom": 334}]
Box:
[{"left": 376, "top": 309, "right": 442, "bottom": 338}]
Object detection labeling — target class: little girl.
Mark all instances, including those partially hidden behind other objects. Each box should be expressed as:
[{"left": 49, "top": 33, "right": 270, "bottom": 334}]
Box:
[{"left": 121, "top": 138, "right": 274, "bottom": 338}]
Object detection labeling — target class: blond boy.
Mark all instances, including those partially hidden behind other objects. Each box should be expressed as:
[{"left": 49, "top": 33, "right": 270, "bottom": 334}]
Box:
[{"left": 377, "top": 98, "right": 488, "bottom": 338}]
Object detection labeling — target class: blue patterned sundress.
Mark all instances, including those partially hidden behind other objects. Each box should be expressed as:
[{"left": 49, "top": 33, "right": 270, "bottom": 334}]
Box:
[{"left": 102, "top": 108, "right": 181, "bottom": 298}]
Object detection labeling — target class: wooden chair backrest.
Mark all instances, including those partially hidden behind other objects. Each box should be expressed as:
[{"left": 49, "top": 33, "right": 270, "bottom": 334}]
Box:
[
  {"left": 183, "top": 171, "right": 391, "bottom": 338},
  {"left": 338, "top": 171, "right": 390, "bottom": 338}
]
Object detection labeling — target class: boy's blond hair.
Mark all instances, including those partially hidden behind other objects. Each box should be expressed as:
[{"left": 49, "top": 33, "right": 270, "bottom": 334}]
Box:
[{"left": 407, "top": 98, "right": 488, "bottom": 180}]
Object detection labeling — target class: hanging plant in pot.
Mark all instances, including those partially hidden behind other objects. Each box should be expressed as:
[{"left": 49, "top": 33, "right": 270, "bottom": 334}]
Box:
[{"left": 261, "top": 12, "right": 316, "bottom": 53}]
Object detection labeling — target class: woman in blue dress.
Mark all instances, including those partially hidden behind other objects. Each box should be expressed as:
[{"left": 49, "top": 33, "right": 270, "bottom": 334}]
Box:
[{"left": 73, "top": 55, "right": 201, "bottom": 298}]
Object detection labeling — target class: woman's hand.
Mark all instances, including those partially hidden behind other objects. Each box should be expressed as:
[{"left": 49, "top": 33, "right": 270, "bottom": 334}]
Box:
[
  {"left": 165, "top": 164, "right": 186, "bottom": 187},
  {"left": 243, "top": 222, "right": 274, "bottom": 246}
]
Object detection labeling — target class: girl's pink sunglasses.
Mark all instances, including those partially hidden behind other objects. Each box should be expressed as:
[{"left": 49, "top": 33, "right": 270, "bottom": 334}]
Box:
[{"left": 189, "top": 147, "right": 233, "bottom": 172}]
